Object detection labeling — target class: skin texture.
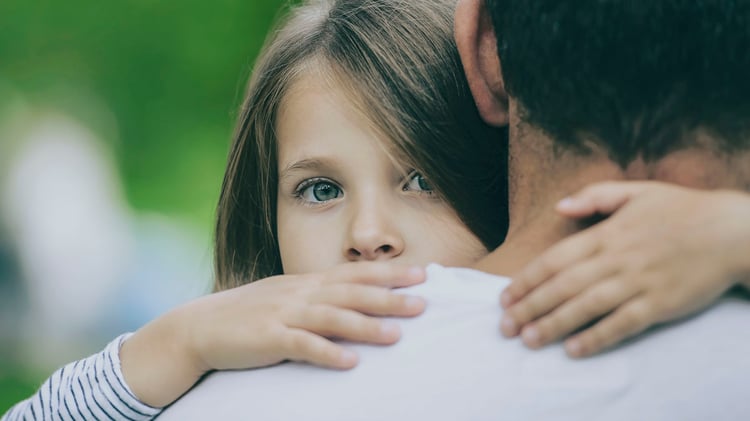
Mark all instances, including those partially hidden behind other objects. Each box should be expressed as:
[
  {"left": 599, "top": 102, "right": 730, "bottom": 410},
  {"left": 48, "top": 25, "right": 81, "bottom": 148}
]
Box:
[
  {"left": 501, "top": 181, "right": 750, "bottom": 358},
  {"left": 276, "top": 77, "right": 488, "bottom": 274}
]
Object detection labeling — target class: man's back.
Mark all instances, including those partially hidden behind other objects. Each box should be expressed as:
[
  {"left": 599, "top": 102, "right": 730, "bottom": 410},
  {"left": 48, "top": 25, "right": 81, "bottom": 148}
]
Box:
[{"left": 160, "top": 265, "right": 750, "bottom": 420}]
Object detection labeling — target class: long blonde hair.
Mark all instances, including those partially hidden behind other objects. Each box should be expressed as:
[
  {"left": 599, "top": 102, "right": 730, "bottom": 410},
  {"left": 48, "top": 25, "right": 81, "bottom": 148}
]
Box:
[{"left": 214, "top": 0, "right": 507, "bottom": 290}]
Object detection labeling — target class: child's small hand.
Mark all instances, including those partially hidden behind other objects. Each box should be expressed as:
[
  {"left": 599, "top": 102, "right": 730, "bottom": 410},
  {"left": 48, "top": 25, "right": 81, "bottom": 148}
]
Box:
[
  {"left": 121, "top": 262, "right": 426, "bottom": 407},
  {"left": 499, "top": 181, "right": 750, "bottom": 358},
  {"left": 186, "top": 262, "right": 426, "bottom": 372}
]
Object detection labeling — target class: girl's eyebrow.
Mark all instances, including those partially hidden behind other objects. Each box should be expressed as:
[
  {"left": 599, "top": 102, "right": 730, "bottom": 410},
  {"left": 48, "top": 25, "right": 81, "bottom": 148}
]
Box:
[{"left": 279, "top": 158, "right": 338, "bottom": 182}]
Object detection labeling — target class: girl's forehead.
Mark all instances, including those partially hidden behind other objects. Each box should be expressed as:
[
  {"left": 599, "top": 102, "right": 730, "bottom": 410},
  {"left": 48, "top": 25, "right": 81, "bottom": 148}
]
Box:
[
  {"left": 277, "top": 66, "right": 419, "bottom": 169},
  {"left": 276, "top": 85, "right": 413, "bottom": 177}
]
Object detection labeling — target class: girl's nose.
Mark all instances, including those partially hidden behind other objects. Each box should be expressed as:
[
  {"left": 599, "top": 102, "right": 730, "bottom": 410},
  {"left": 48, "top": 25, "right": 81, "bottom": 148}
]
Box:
[{"left": 344, "top": 205, "right": 404, "bottom": 262}]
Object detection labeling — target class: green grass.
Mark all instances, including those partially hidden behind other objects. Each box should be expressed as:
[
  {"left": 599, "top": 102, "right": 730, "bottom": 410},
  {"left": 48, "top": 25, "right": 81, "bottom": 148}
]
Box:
[{"left": 0, "top": 366, "right": 42, "bottom": 415}]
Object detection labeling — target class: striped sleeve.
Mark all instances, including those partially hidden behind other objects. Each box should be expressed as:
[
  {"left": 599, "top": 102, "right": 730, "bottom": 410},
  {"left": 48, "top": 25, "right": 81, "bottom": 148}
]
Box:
[{"left": 1, "top": 334, "right": 163, "bottom": 421}]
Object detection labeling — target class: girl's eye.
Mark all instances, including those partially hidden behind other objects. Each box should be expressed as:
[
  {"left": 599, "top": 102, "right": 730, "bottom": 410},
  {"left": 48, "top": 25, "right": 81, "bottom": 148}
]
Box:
[
  {"left": 297, "top": 180, "right": 343, "bottom": 203},
  {"left": 404, "top": 171, "right": 433, "bottom": 193}
]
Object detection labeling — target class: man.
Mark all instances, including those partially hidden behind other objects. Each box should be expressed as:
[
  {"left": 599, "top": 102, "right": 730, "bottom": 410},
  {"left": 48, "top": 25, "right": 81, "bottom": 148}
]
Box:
[
  {"left": 458, "top": 0, "right": 750, "bottom": 356},
  {"left": 161, "top": 1, "right": 750, "bottom": 419}
]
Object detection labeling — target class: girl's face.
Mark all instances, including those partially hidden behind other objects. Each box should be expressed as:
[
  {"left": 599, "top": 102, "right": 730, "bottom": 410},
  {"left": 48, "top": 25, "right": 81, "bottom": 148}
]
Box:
[{"left": 276, "top": 77, "right": 487, "bottom": 274}]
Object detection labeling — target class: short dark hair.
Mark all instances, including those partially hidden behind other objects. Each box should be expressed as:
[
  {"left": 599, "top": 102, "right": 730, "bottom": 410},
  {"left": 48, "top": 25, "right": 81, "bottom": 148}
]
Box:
[{"left": 487, "top": 0, "right": 750, "bottom": 167}]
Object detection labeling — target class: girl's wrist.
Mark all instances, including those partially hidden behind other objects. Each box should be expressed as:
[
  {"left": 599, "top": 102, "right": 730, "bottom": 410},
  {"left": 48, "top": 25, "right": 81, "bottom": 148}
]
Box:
[
  {"left": 171, "top": 302, "right": 213, "bottom": 376},
  {"left": 120, "top": 303, "right": 210, "bottom": 408}
]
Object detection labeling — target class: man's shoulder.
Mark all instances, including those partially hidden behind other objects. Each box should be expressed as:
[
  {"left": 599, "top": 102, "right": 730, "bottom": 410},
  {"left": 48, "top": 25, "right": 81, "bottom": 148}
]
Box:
[
  {"left": 426, "top": 263, "right": 511, "bottom": 284},
  {"left": 160, "top": 267, "right": 750, "bottom": 421},
  {"left": 406, "top": 263, "right": 510, "bottom": 301}
]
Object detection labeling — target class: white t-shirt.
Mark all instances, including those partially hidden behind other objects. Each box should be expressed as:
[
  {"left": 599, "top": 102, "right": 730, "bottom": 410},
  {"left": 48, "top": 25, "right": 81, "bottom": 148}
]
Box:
[{"left": 160, "top": 265, "right": 750, "bottom": 421}]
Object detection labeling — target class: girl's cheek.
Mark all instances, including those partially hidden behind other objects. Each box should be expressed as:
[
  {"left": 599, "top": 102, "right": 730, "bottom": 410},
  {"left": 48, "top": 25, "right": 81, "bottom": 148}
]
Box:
[{"left": 278, "top": 211, "right": 344, "bottom": 274}]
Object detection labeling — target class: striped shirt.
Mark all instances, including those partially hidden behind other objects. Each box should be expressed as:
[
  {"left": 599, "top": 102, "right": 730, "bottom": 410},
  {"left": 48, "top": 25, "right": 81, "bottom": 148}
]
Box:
[{"left": 2, "top": 334, "right": 162, "bottom": 421}]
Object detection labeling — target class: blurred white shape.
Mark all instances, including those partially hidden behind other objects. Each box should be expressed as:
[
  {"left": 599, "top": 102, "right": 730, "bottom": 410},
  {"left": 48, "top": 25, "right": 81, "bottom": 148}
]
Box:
[
  {"left": 2, "top": 115, "right": 134, "bottom": 342},
  {"left": 0, "top": 114, "right": 210, "bottom": 366}
]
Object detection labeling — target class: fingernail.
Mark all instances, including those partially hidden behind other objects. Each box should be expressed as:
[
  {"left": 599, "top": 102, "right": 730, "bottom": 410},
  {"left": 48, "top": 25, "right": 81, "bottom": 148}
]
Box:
[
  {"left": 340, "top": 349, "right": 358, "bottom": 366},
  {"left": 404, "top": 295, "right": 426, "bottom": 311},
  {"left": 380, "top": 321, "right": 401, "bottom": 338},
  {"left": 500, "top": 291, "right": 513, "bottom": 308},
  {"left": 408, "top": 266, "right": 425, "bottom": 280},
  {"left": 566, "top": 339, "right": 583, "bottom": 358},
  {"left": 557, "top": 197, "right": 576, "bottom": 210},
  {"left": 522, "top": 326, "right": 540, "bottom": 347},
  {"left": 500, "top": 316, "right": 517, "bottom": 336}
]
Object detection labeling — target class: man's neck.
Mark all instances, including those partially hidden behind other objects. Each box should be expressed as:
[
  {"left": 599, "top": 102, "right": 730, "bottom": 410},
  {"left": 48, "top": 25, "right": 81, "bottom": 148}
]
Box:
[
  {"left": 474, "top": 121, "right": 625, "bottom": 275},
  {"left": 473, "top": 122, "right": 750, "bottom": 277},
  {"left": 474, "top": 218, "right": 573, "bottom": 275},
  {"left": 474, "top": 182, "right": 607, "bottom": 275}
]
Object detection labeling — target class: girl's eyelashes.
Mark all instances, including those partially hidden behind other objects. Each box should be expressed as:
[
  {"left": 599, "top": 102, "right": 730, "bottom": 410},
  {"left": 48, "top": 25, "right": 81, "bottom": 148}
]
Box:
[
  {"left": 294, "top": 178, "right": 343, "bottom": 204},
  {"left": 292, "top": 172, "right": 432, "bottom": 206},
  {"left": 403, "top": 171, "right": 434, "bottom": 194}
]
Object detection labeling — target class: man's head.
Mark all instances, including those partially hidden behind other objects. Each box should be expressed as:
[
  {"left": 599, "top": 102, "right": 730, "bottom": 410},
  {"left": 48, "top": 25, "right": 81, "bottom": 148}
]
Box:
[{"left": 456, "top": 0, "right": 750, "bottom": 176}]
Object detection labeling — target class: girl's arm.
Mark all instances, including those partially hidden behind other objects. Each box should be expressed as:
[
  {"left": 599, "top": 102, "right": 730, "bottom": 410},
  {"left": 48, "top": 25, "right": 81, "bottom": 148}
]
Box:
[
  {"left": 120, "top": 262, "right": 426, "bottom": 408},
  {"left": 1, "top": 334, "right": 162, "bottom": 421},
  {"left": 3, "top": 263, "right": 425, "bottom": 418}
]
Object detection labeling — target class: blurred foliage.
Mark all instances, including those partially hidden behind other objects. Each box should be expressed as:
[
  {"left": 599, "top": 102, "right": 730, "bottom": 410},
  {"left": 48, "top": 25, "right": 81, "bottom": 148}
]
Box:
[
  {"left": 0, "top": 0, "right": 289, "bottom": 227},
  {"left": 0, "top": 365, "right": 38, "bottom": 415}
]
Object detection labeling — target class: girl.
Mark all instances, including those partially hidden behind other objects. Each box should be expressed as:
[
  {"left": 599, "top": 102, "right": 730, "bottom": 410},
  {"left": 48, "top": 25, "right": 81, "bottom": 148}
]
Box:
[{"left": 2, "top": 0, "right": 507, "bottom": 419}]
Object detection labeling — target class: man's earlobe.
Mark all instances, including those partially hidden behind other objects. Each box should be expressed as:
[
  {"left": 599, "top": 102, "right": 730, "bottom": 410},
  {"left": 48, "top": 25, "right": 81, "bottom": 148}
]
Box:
[{"left": 455, "top": 0, "right": 509, "bottom": 127}]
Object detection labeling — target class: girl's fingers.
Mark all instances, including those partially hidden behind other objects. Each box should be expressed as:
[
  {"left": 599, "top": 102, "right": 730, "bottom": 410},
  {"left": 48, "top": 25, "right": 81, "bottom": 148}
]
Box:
[
  {"left": 504, "top": 229, "right": 602, "bottom": 308},
  {"left": 290, "top": 305, "right": 402, "bottom": 345},
  {"left": 564, "top": 296, "right": 654, "bottom": 358},
  {"left": 519, "top": 277, "right": 638, "bottom": 349},
  {"left": 556, "top": 181, "right": 652, "bottom": 218},
  {"left": 501, "top": 258, "right": 619, "bottom": 337},
  {"left": 281, "top": 328, "right": 359, "bottom": 369},
  {"left": 324, "top": 263, "right": 426, "bottom": 288},
  {"left": 314, "top": 284, "right": 425, "bottom": 317}
]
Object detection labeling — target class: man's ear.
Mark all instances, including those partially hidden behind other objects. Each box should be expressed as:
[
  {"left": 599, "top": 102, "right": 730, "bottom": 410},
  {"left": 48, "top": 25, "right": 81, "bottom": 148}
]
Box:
[{"left": 455, "top": 0, "right": 509, "bottom": 127}]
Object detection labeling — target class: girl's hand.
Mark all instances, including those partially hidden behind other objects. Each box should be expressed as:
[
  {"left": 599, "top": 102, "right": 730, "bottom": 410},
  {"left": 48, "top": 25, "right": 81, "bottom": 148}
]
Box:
[
  {"left": 121, "top": 262, "right": 426, "bottom": 407},
  {"left": 188, "top": 262, "right": 426, "bottom": 371},
  {"left": 499, "top": 181, "right": 750, "bottom": 358}
]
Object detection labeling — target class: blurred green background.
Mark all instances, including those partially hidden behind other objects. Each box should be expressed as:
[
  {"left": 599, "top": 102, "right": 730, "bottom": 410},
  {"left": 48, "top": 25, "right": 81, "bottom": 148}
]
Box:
[
  {"left": 0, "top": 0, "right": 287, "bottom": 412},
  {"left": 1, "top": 0, "right": 287, "bottom": 224}
]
